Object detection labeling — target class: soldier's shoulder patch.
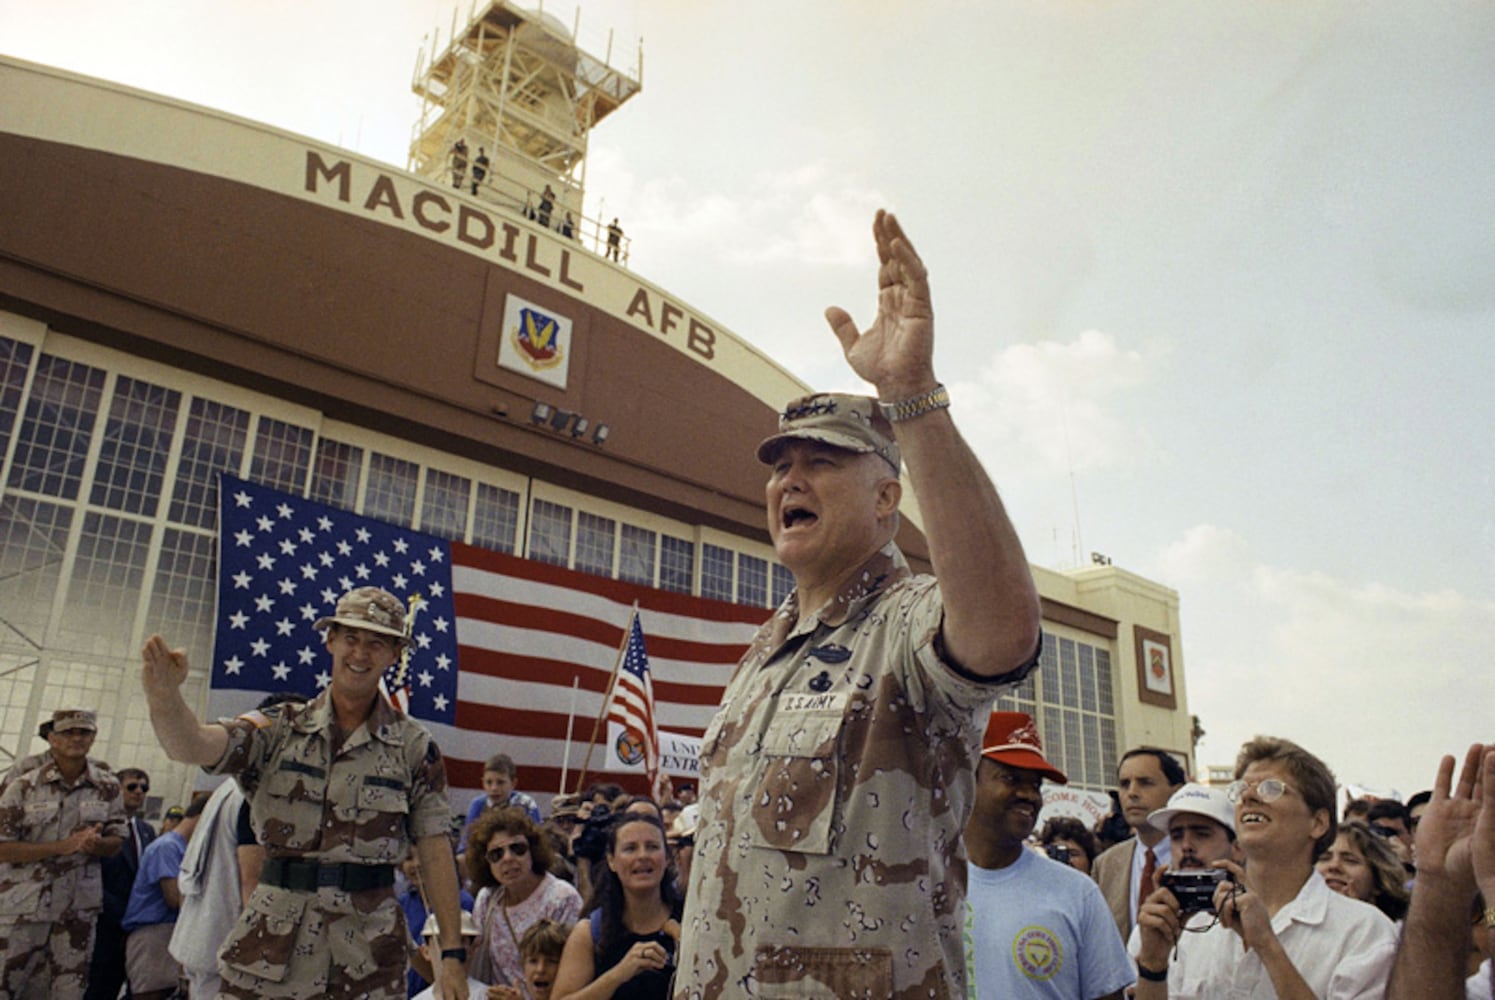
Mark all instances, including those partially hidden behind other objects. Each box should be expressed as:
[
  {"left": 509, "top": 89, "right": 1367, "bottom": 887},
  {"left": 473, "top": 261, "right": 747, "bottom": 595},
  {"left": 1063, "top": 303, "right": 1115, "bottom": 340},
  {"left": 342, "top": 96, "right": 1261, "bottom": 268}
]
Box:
[{"left": 234, "top": 709, "right": 275, "bottom": 730}]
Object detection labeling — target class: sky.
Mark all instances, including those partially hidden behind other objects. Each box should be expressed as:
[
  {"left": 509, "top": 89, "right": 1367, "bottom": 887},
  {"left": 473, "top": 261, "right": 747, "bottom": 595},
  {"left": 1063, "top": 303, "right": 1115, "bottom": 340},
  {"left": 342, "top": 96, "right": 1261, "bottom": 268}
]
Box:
[{"left": 3, "top": 0, "right": 1493, "bottom": 799}]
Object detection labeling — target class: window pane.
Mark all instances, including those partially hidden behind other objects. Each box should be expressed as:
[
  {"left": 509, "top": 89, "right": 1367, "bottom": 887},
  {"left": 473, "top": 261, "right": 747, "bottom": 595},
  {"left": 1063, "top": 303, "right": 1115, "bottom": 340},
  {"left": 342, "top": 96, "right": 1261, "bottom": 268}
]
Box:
[
  {"left": 574, "top": 512, "right": 616, "bottom": 577},
  {"left": 250, "top": 417, "right": 314, "bottom": 494},
  {"left": 364, "top": 452, "right": 418, "bottom": 526},
  {"left": 471, "top": 482, "right": 519, "bottom": 554},
  {"left": 148, "top": 528, "right": 217, "bottom": 661},
  {"left": 1078, "top": 644, "right": 1098, "bottom": 713},
  {"left": 7, "top": 354, "right": 106, "bottom": 500},
  {"left": 771, "top": 564, "right": 794, "bottom": 607},
  {"left": 91, "top": 375, "right": 180, "bottom": 516},
  {"left": 0, "top": 336, "right": 35, "bottom": 459},
  {"left": 1059, "top": 638, "right": 1080, "bottom": 709},
  {"left": 618, "top": 524, "right": 656, "bottom": 586},
  {"left": 0, "top": 496, "right": 72, "bottom": 645},
  {"left": 170, "top": 398, "right": 250, "bottom": 529},
  {"left": 738, "top": 554, "right": 767, "bottom": 607},
  {"left": 421, "top": 469, "right": 470, "bottom": 542},
  {"left": 659, "top": 535, "right": 693, "bottom": 595},
  {"left": 58, "top": 511, "right": 152, "bottom": 653},
  {"left": 1096, "top": 649, "right": 1114, "bottom": 716},
  {"left": 528, "top": 499, "right": 572, "bottom": 567},
  {"left": 309, "top": 438, "right": 363, "bottom": 510},
  {"left": 700, "top": 543, "right": 733, "bottom": 602}
]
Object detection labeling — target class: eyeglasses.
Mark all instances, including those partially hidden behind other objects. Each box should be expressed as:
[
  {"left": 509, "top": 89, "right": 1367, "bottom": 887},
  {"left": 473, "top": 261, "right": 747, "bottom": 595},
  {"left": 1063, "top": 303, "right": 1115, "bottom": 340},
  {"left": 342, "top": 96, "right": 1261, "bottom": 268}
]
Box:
[
  {"left": 1225, "top": 778, "right": 1292, "bottom": 804},
  {"left": 485, "top": 841, "right": 530, "bottom": 863},
  {"left": 125, "top": 783, "right": 150, "bottom": 793}
]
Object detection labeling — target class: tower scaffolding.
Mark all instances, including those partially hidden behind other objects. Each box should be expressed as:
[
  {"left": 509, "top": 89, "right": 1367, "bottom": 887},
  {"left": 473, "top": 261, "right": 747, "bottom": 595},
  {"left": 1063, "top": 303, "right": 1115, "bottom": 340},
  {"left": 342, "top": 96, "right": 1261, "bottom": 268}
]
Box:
[{"left": 409, "top": 1, "right": 642, "bottom": 257}]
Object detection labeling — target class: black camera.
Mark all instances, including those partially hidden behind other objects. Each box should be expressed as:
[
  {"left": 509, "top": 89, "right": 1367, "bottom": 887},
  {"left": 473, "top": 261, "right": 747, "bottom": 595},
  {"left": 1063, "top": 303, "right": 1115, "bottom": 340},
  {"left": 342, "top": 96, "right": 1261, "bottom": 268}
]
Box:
[
  {"left": 573, "top": 804, "right": 614, "bottom": 863},
  {"left": 1044, "top": 843, "right": 1072, "bottom": 864},
  {"left": 1159, "top": 868, "right": 1227, "bottom": 915}
]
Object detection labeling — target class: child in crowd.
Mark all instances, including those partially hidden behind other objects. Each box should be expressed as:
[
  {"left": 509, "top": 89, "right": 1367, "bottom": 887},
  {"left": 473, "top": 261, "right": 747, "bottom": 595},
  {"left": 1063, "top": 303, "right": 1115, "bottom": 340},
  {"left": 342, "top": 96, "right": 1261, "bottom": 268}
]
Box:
[
  {"left": 460, "top": 752, "right": 541, "bottom": 855},
  {"left": 488, "top": 918, "right": 570, "bottom": 1000},
  {"left": 413, "top": 911, "right": 484, "bottom": 1000}
]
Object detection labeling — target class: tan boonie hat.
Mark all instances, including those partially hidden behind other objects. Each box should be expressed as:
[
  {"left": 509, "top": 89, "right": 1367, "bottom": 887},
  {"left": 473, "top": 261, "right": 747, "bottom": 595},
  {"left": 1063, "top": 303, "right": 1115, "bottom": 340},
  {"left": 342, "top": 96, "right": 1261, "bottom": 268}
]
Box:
[
  {"left": 756, "top": 393, "right": 901, "bottom": 474},
  {"left": 313, "top": 586, "right": 408, "bottom": 644},
  {"left": 51, "top": 708, "right": 98, "bottom": 733}
]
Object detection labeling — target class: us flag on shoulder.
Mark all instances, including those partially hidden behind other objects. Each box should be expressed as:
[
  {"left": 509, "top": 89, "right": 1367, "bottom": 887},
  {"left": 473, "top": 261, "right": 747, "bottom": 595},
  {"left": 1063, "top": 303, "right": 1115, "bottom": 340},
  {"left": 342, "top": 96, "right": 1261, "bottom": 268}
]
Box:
[{"left": 209, "top": 474, "right": 764, "bottom": 802}]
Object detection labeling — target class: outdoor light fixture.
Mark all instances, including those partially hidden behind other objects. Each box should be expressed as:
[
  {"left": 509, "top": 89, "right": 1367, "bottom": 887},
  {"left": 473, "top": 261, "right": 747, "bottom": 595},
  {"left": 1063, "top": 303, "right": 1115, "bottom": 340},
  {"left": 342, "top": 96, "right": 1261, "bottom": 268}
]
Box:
[
  {"left": 530, "top": 402, "right": 552, "bottom": 425},
  {"left": 592, "top": 424, "right": 610, "bottom": 446},
  {"left": 548, "top": 409, "right": 573, "bottom": 432},
  {"left": 571, "top": 416, "right": 590, "bottom": 438}
]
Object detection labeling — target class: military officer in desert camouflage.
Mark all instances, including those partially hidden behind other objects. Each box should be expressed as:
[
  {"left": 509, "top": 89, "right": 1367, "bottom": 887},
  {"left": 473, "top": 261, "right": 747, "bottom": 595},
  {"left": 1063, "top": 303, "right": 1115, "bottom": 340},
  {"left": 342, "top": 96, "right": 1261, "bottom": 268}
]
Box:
[
  {"left": 141, "top": 586, "right": 469, "bottom": 1000},
  {"left": 0, "top": 707, "right": 127, "bottom": 1000},
  {"left": 672, "top": 211, "right": 1043, "bottom": 999}
]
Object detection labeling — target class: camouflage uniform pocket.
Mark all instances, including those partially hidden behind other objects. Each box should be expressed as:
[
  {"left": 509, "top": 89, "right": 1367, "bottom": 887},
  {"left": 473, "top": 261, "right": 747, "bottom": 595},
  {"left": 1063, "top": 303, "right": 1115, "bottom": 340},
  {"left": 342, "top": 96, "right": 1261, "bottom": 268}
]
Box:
[
  {"left": 748, "top": 710, "right": 842, "bottom": 855},
  {"left": 351, "top": 779, "right": 410, "bottom": 860},
  {"left": 219, "top": 885, "right": 308, "bottom": 983}
]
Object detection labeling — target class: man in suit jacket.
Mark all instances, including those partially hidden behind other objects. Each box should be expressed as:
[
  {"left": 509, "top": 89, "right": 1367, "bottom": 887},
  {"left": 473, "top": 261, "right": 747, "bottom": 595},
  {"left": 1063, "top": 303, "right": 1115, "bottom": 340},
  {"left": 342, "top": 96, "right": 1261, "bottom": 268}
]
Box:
[
  {"left": 1092, "top": 748, "right": 1185, "bottom": 939},
  {"left": 85, "top": 766, "right": 156, "bottom": 1000}
]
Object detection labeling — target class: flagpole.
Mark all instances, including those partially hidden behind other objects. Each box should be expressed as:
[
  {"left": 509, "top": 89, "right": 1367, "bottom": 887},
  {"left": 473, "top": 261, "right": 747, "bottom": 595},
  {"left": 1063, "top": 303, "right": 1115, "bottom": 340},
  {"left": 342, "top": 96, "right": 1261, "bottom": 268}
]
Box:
[
  {"left": 558, "top": 675, "right": 580, "bottom": 795},
  {"left": 575, "top": 603, "right": 637, "bottom": 795}
]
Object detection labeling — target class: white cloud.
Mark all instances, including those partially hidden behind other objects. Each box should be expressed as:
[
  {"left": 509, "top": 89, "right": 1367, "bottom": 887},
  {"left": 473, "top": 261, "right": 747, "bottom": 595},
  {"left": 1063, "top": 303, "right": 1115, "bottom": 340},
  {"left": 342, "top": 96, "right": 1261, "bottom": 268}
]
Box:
[
  {"left": 1164, "top": 526, "right": 1495, "bottom": 799},
  {"left": 952, "top": 329, "right": 1151, "bottom": 477}
]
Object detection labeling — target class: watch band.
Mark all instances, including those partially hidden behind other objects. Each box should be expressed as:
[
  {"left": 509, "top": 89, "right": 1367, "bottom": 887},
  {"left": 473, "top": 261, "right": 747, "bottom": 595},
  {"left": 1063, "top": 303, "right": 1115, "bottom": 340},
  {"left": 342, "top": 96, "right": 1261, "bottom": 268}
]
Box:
[
  {"left": 878, "top": 384, "right": 950, "bottom": 424},
  {"left": 1136, "top": 962, "right": 1169, "bottom": 982},
  {"left": 440, "top": 946, "right": 468, "bottom": 963}
]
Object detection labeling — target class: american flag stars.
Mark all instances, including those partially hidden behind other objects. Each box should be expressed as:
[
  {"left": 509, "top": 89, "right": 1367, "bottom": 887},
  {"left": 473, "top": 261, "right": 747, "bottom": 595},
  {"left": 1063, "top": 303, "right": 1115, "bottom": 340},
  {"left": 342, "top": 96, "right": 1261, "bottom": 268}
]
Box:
[{"left": 211, "top": 475, "right": 460, "bottom": 724}]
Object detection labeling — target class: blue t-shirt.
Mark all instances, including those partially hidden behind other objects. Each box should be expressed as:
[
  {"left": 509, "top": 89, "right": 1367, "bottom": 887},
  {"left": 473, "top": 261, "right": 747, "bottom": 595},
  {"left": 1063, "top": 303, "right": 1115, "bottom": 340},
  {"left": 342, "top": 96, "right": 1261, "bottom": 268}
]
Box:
[
  {"left": 963, "top": 847, "right": 1135, "bottom": 999},
  {"left": 401, "top": 884, "right": 475, "bottom": 997},
  {"left": 121, "top": 830, "right": 187, "bottom": 932}
]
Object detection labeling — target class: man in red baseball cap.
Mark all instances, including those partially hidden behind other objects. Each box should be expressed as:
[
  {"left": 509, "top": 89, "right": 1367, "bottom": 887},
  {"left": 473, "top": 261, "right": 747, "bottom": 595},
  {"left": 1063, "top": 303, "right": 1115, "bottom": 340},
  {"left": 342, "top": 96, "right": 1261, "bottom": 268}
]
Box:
[{"left": 962, "top": 711, "right": 1134, "bottom": 999}]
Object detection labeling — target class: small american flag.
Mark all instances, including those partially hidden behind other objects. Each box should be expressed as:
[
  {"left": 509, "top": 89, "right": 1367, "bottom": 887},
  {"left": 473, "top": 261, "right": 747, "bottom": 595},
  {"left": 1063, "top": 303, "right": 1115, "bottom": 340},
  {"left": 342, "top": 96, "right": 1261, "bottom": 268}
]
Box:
[{"left": 604, "top": 610, "right": 661, "bottom": 787}]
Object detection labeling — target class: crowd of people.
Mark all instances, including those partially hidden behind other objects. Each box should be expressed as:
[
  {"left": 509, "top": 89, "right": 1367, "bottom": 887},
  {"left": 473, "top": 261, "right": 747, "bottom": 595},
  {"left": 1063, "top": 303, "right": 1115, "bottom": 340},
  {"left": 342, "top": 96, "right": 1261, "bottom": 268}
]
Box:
[{"left": 0, "top": 208, "right": 1490, "bottom": 1000}]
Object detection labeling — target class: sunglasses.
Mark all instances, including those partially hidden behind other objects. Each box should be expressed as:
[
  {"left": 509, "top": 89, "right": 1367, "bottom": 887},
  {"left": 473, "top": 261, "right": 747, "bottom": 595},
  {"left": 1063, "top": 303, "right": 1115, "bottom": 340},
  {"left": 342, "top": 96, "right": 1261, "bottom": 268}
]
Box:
[
  {"left": 125, "top": 783, "right": 150, "bottom": 793},
  {"left": 485, "top": 841, "right": 530, "bottom": 863}
]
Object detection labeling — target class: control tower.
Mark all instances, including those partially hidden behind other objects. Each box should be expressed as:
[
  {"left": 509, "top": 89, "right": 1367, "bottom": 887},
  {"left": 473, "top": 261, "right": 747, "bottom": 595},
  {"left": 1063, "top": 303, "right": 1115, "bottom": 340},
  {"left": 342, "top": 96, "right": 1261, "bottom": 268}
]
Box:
[{"left": 409, "top": 1, "right": 642, "bottom": 257}]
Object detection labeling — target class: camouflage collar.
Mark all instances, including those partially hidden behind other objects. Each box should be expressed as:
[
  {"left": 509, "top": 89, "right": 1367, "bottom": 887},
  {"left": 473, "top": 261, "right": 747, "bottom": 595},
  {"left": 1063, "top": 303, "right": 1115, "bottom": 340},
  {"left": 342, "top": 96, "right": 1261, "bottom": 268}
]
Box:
[
  {"left": 784, "top": 542, "right": 910, "bottom": 633},
  {"left": 295, "top": 689, "right": 405, "bottom": 746},
  {"left": 37, "top": 755, "right": 109, "bottom": 788}
]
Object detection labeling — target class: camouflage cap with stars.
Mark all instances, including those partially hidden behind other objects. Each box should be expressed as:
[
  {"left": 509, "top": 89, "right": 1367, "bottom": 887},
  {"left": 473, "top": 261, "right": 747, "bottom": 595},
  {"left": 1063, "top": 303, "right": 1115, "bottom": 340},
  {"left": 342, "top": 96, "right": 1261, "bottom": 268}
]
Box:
[
  {"left": 756, "top": 393, "right": 901, "bottom": 475},
  {"left": 313, "top": 586, "right": 410, "bottom": 645}
]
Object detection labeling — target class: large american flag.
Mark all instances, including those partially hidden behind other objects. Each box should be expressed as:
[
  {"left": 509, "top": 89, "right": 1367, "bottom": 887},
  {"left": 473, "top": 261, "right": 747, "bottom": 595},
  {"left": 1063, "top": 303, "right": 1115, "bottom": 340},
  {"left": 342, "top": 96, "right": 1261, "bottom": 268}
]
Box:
[{"left": 209, "top": 474, "right": 765, "bottom": 803}]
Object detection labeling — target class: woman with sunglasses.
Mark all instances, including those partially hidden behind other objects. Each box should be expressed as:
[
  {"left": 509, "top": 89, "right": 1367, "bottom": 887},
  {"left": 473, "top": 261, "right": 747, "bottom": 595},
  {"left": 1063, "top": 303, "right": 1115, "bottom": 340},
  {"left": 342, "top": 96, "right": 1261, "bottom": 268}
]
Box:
[
  {"left": 553, "top": 812, "right": 682, "bottom": 1000},
  {"left": 467, "top": 805, "right": 582, "bottom": 992}
]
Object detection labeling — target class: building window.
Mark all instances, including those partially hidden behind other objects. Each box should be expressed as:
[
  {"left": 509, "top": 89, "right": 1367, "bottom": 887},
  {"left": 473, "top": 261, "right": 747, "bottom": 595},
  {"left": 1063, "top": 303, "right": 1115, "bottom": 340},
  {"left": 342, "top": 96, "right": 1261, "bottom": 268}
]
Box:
[
  {"left": 91, "top": 376, "right": 180, "bottom": 517},
  {"left": 364, "top": 452, "right": 419, "bottom": 527},
  {"left": 618, "top": 524, "right": 656, "bottom": 586},
  {"left": 659, "top": 535, "right": 694, "bottom": 595},
  {"left": 148, "top": 527, "right": 217, "bottom": 663},
  {"left": 309, "top": 438, "right": 363, "bottom": 511},
  {"left": 7, "top": 354, "right": 106, "bottom": 501},
  {"left": 169, "top": 398, "right": 250, "bottom": 530},
  {"left": 771, "top": 563, "right": 795, "bottom": 607},
  {"left": 700, "top": 543, "right": 734, "bottom": 602},
  {"left": 0, "top": 496, "right": 72, "bottom": 646},
  {"left": 421, "top": 468, "right": 470, "bottom": 542},
  {"left": 574, "top": 512, "right": 616, "bottom": 577},
  {"left": 737, "top": 554, "right": 767, "bottom": 607},
  {"left": 1016, "top": 631, "right": 1119, "bottom": 791},
  {"left": 0, "top": 337, "right": 36, "bottom": 460},
  {"left": 58, "top": 511, "right": 153, "bottom": 653},
  {"left": 528, "top": 499, "right": 572, "bottom": 566},
  {"left": 250, "top": 417, "right": 314, "bottom": 494},
  {"left": 471, "top": 482, "right": 519, "bottom": 554}
]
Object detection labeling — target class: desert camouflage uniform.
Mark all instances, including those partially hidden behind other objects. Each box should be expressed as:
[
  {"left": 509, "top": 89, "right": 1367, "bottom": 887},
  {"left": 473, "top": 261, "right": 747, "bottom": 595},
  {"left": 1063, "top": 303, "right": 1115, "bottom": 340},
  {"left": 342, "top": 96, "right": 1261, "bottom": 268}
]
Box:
[
  {"left": 675, "top": 544, "right": 1030, "bottom": 1000},
  {"left": 0, "top": 756, "right": 126, "bottom": 1000},
  {"left": 208, "top": 688, "right": 451, "bottom": 999}
]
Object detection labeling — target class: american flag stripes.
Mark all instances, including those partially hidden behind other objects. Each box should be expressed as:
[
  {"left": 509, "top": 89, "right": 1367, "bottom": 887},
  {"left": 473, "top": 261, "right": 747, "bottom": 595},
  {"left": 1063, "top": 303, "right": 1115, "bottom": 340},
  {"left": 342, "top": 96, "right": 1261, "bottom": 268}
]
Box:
[{"left": 208, "top": 475, "right": 764, "bottom": 804}]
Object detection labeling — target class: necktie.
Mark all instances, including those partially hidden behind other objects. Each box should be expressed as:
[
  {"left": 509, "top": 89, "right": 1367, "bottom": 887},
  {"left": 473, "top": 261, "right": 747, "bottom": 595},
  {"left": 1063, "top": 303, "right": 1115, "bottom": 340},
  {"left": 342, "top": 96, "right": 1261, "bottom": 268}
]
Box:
[{"left": 1137, "top": 847, "right": 1158, "bottom": 917}]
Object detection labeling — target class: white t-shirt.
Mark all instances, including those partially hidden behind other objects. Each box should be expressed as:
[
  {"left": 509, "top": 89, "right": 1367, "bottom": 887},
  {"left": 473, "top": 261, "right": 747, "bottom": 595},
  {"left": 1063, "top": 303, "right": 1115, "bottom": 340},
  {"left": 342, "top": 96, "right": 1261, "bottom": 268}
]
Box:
[
  {"left": 1165, "top": 871, "right": 1396, "bottom": 999},
  {"left": 964, "top": 847, "right": 1135, "bottom": 999}
]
